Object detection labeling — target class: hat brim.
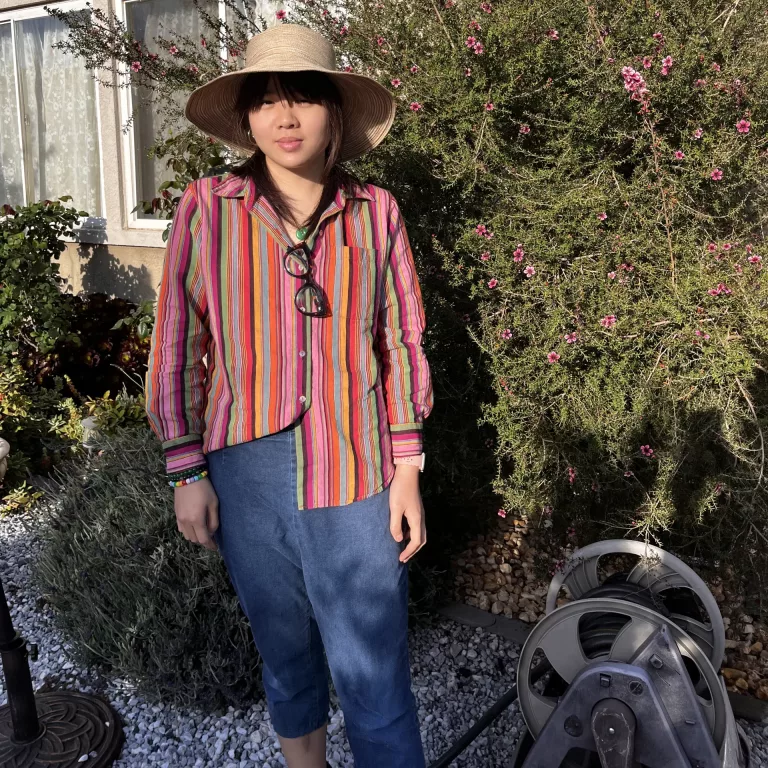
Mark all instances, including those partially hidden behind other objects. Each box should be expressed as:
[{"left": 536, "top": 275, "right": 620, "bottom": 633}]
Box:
[{"left": 184, "top": 67, "right": 396, "bottom": 163}]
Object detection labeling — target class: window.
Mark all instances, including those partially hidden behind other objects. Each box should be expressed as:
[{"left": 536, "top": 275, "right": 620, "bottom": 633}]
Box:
[
  {"left": 0, "top": 2, "right": 102, "bottom": 220},
  {"left": 121, "top": 0, "right": 276, "bottom": 224}
]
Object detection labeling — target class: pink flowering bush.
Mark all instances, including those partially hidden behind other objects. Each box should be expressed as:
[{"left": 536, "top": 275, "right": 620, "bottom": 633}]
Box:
[
  {"left": 54, "top": 0, "right": 768, "bottom": 587},
  {"left": 291, "top": 0, "right": 768, "bottom": 583}
]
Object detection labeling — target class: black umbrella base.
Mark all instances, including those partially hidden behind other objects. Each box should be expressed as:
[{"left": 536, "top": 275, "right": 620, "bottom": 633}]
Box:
[{"left": 0, "top": 690, "right": 124, "bottom": 767}]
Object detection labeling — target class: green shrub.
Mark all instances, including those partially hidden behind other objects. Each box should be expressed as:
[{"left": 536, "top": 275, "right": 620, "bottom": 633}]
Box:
[
  {"left": 0, "top": 364, "right": 83, "bottom": 494},
  {"left": 289, "top": 0, "right": 768, "bottom": 587},
  {"left": 0, "top": 198, "right": 85, "bottom": 363},
  {"left": 32, "top": 426, "right": 261, "bottom": 709}
]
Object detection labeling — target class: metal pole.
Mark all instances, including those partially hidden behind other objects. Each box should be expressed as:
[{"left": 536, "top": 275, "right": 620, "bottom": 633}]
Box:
[{"left": 0, "top": 572, "right": 41, "bottom": 743}]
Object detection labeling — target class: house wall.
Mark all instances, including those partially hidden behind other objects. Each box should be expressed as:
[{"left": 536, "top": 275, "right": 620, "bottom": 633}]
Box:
[{"left": 2, "top": 0, "right": 169, "bottom": 303}]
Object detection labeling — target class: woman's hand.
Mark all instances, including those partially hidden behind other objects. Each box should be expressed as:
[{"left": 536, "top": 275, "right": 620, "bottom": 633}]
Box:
[
  {"left": 175, "top": 477, "right": 220, "bottom": 551},
  {"left": 389, "top": 465, "right": 426, "bottom": 563}
]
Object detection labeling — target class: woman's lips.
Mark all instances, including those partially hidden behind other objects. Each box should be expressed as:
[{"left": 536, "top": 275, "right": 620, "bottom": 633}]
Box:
[{"left": 277, "top": 139, "right": 303, "bottom": 151}]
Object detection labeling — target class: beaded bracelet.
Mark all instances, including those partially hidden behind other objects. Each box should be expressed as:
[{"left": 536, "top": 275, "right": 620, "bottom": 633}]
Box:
[
  {"left": 168, "top": 470, "right": 209, "bottom": 488},
  {"left": 166, "top": 465, "right": 207, "bottom": 482}
]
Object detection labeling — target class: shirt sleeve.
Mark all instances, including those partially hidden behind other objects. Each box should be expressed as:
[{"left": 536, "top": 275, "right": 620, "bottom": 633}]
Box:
[
  {"left": 375, "top": 194, "right": 434, "bottom": 457},
  {"left": 144, "top": 181, "right": 210, "bottom": 474}
]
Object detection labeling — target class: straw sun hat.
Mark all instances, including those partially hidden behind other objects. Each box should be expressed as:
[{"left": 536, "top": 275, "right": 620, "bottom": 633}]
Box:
[{"left": 184, "top": 24, "right": 397, "bottom": 162}]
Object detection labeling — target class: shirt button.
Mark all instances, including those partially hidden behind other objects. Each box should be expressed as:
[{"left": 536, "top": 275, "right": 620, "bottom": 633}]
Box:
[
  {"left": 299, "top": 395, "right": 306, "bottom": 403},
  {"left": 299, "top": 350, "right": 306, "bottom": 358}
]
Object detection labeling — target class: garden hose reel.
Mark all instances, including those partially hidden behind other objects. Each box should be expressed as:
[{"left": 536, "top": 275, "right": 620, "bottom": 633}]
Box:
[{"left": 511, "top": 540, "right": 750, "bottom": 768}]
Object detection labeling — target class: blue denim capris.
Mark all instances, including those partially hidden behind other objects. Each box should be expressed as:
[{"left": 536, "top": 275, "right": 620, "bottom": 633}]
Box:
[{"left": 207, "top": 421, "right": 426, "bottom": 768}]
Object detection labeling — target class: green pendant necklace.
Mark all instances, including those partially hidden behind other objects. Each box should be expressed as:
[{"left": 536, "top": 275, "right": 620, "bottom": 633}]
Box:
[{"left": 296, "top": 226, "right": 308, "bottom": 242}]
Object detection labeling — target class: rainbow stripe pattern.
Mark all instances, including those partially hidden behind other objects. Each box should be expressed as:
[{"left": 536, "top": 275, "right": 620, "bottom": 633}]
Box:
[{"left": 145, "top": 172, "right": 434, "bottom": 509}]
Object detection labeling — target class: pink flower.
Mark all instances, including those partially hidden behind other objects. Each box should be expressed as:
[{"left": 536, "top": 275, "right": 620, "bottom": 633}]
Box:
[
  {"left": 597, "top": 212, "right": 608, "bottom": 221},
  {"left": 524, "top": 265, "right": 536, "bottom": 277},
  {"left": 608, "top": 271, "right": 617, "bottom": 279},
  {"left": 652, "top": 31, "right": 664, "bottom": 41},
  {"left": 169, "top": 45, "right": 178, "bottom": 55},
  {"left": 567, "top": 467, "right": 577, "bottom": 483},
  {"left": 410, "top": 64, "right": 420, "bottom": 74},
  {"left": 624, "top": 470, "right": 634, "bottom": 477},
  {"left": 600, "top": 314, "right": 617, "bottom": 328},
  {"left": 708, "top": 282, "right": 732, "bottom": 296},
  {"left": 660, "top": 55, "right": 673, "bottom": 76},
  {"left": 480, "top": 1, "right": 493, "bottom": 12},
  {"left": 621, "top": 66, "right": 649, "bottom": 103},
  {"left": 736, "top": 119, "right": 751, "bottom": 134},
  {"left": 707, "top": 242, "right": 718, "bottom": 252},
  {"left": 694, "top": 127, "right": 704, "bottom": 139},
  {"left": 485, "top": 102, "right": 495, "bottom": 111},
  {"left": 640, "top": 444, "right": 654, "bottom": 457},
  {"left": 674, "top": 150, "right": 685, "bottom": 159},
  {"left": 519, "top": 124, "right": 531, "bottom": 134},
  {"left": 465, "top": 68, "right": 472, "bottom": 77},
  {"left": 276, "top": 9, "right": 287, "bottom": 20},
  {"left": 497, "top": 508, "right": 507, "bottom": 518},
  {"left": 131, "top": 61, "right": 142, "bottom": 72},
  {"left": 475, "top": 224, "right": 488, "bottom": 236},
  {"left": 501, "top": 328, "right": 513, "bottom": 339},
  {"left": 340, "top": 25, "right": 349, "bottom": 36},
  {"left": 391, "top": 78, "right": 402, "bottom": 87},
  {"left": 694, "top": 78, "right": 707, "bottom": 88},
  {"left": 642, "top": 56, "right": 653, "bottom": 69},
  {"left": 547, "top": 28, "right": 559, "bottom": 40},
  {"left": 465, "top": 35, "right": 477, "bottom": 48},
  {"left": 343, "top": 65, "right": 353, "bottom": 72},
  {"left": 469, "top": 19, "right": 481, "bottom": 31},
  {"left": 445, "top": 0, "right": 455, "bottom": 6},
  {"left": 480, "top": 251, "right": 491, "bottom": 261},
  {"left": 734, "top": 263, "right": 743, "bottom": 275},
  {"left": 748, "top": 254, "right": 762, "bottom": 265},
  {"left": 473, "top": 42, "right": 485, "bottom": 55},
  {"left": 188, "top": 64, "right": 199, "bottom": 74},
  {"left": 565, "top": 332, "right": 578, "bottom": 344},
  {"left": 711, "top": 62, "right": 721, "bottom": 72},
  {"left": 548, "top": 351, "right": 561, "bottom": 363},
  {"left": 377, "top": 36, "right": 385, "bottom": 46},
  {"left": 710, "top": 168, "right": 723, "bottom": 181},
  {"left": 607, "top": 57, "right": 615, "bottom": 63},
  {"left": 722, "top": 242, "right": 733, "bottom": 251},
  {"left": 409, "top": 102, "right": 423, "bottom": 111},
  {"left": 488, "top": 278, "right": 499, "bottom": 288},
  {"left": 513, "top": 245, "right": 525, "bottom": 262}
]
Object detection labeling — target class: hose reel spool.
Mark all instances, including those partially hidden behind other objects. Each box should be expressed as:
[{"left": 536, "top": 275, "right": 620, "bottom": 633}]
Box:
[{"left": 512, "top": 540, "right": 750, "bottom": 768}]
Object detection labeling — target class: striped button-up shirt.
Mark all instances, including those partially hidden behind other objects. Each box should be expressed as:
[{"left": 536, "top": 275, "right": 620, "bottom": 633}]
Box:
[{"left": 145, "top": 171, "right": 434, "bottom": 509}]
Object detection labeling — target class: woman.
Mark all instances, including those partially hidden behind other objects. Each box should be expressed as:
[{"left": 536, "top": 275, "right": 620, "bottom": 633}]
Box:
[{"left": 145, "top": 23, "right": 434, "bottom": 768}]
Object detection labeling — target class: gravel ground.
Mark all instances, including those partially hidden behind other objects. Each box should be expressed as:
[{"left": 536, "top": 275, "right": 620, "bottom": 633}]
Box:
[{"left": 1, "top": 505, "right": 767, "bottom": 767}]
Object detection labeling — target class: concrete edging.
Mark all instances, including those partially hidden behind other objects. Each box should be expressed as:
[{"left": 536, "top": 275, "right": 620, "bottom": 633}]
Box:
[{"left": 435, "top": 601, "right": 532, "bottom": 645}]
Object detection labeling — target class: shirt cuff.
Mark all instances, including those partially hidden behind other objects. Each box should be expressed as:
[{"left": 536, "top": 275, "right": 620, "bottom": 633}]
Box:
[
  {"left": 390, "top": 422, "right": 423, "bottom": 458},
  {"left": 162, "top": 434, "right": 208, "bottom": 474}
]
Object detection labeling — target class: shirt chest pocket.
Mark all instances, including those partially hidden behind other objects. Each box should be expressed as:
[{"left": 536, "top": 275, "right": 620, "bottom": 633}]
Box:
[{"left": 337, "top": 246, "right": 378, "bottom": 330}]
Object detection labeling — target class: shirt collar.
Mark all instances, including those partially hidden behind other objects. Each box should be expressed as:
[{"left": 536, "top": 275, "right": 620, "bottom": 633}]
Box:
[
  {"left": 211, "top": 172, "right": 375, "bottom": 202},
  {"left": 210, "top": 172, "right": 372, "bottom": 249}
]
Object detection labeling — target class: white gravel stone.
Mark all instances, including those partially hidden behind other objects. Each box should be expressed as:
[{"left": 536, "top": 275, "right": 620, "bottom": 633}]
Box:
[{"left": 3, "top": 502, "right": 768, "bottom": 765}]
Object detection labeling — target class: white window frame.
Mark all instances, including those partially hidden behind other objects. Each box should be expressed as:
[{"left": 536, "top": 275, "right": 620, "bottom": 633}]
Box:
[
  {"left": 115, "top": 0, "right": 232, "bottom": 231},
  {"left": 0, "top": 0, "right": 106, "bottom": 240}
]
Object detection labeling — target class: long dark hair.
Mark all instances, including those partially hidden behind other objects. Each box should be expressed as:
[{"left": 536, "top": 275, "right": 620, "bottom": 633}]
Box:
[{"left": 231, "top": 71, "right": 361, "bottom": 237}]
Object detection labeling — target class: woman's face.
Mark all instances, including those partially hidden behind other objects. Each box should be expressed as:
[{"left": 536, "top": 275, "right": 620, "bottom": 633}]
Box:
[{"left": 248, "top": 76, "right": 331, "bottom": 172}]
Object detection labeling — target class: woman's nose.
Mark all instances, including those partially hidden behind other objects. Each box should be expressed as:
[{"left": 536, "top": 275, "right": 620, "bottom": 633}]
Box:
[{"left": 276, "top": 101, "right": 299, "bottom": 128}]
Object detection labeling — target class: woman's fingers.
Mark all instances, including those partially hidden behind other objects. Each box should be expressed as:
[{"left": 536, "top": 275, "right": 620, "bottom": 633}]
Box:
[{"left": 399, "top": 507, "right": 426, "bottom": 563}]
